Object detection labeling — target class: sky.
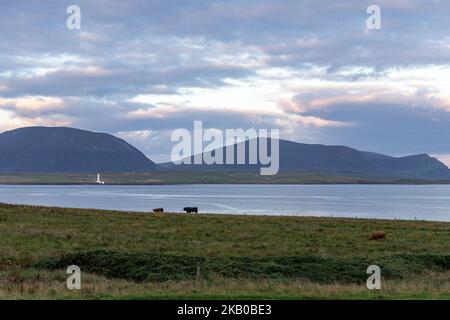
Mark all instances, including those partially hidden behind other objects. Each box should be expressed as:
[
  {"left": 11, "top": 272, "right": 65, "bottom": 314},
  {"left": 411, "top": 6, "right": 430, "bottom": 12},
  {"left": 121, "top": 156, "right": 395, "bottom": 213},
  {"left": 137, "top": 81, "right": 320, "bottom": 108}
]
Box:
[{"left": 0, "top": 0, "right": 449, "bottom": 164}]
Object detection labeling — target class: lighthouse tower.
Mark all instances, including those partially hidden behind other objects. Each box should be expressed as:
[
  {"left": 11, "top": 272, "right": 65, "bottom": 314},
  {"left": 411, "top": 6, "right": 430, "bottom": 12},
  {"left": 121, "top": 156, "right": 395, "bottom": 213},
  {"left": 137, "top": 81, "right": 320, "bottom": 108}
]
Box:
[{"left": 96, "top": 173, "right": 105, "bottom": 185}]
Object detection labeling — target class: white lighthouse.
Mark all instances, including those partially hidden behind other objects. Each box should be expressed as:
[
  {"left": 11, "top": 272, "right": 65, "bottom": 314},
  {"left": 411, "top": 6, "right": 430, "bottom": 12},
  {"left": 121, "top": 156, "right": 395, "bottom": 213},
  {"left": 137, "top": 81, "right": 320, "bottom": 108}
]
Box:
[{"left": 96, "top": 173, "right": 105, "bottom": 185}]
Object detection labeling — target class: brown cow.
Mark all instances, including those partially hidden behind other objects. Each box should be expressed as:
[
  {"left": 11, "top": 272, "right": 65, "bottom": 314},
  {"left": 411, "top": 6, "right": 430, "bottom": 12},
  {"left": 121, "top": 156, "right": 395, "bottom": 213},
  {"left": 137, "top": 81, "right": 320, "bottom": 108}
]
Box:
[
  {"left": 369, "top": 231, "right": 386, "bottom": 240},
  {"left": 153, "top": 208, "right": 164, "bottom": 213}
]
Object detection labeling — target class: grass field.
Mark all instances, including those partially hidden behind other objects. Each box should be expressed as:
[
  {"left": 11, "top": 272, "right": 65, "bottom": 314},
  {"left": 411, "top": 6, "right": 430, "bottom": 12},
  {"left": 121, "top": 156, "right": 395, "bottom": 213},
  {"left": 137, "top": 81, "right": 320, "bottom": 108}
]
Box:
[{"left": 0, "top": 203, "right": 449, "bottom": 299}]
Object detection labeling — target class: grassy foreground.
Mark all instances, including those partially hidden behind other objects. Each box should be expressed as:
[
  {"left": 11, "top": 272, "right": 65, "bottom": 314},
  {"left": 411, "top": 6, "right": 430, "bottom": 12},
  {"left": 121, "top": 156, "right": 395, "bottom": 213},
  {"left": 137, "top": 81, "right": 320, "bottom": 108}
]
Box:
[{"left": 0, "top": 203, "right": 449, "bottom": 299}]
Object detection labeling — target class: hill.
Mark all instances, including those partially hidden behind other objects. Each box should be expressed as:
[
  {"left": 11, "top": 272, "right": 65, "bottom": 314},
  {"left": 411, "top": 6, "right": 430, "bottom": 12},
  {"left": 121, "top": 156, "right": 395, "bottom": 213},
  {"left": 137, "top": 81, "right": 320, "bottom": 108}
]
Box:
[
  {"left": 1, "top": 126, "right": 448, "bottom": 180},
  {"left": 0, "top": 127, "right": 158, "bottom": 173},
  {"left": 164, "top": 139, "right": 450, "bottom": 180}
]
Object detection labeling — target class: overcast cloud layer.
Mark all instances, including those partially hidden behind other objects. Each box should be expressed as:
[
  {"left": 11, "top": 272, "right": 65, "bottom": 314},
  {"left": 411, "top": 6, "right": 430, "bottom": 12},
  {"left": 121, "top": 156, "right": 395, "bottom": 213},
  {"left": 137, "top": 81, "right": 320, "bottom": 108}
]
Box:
[{"left": 1, "top": 0, "right": 449, "bottom": 163}]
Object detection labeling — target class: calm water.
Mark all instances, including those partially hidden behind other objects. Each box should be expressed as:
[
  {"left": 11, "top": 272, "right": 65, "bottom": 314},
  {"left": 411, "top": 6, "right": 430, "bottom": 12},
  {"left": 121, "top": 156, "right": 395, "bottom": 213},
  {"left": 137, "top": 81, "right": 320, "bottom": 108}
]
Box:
[{"left": 1, "top": 184, "right": 450, "bottom": 222}]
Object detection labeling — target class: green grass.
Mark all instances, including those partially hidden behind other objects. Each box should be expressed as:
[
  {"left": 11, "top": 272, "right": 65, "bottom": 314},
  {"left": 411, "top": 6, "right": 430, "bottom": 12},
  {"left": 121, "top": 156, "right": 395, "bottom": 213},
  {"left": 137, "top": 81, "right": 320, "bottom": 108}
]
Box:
[
  {"left": 33, "top": 250, "right": 449, "bottom": 283},
  {"left": 0, "top": 203, "right": 449, "bottom": 299}
]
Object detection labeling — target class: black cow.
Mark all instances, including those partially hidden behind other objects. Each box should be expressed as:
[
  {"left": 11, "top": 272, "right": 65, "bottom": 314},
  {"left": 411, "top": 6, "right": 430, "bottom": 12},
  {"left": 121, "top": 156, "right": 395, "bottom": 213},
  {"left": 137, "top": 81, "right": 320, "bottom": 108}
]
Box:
[{"left": 183, "top": 207, "right": 198, "bottom": 213}]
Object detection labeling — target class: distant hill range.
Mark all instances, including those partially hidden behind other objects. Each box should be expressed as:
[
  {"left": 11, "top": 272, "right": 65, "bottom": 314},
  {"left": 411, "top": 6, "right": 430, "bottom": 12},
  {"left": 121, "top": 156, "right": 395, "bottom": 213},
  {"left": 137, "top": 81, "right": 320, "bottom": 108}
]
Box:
[
  {"left": 0, "top": 126, "right": 449, "bottom": 181},
  {"left": 0, "top": 127, "right": 158, "bottom": 173},
  {"left": 163, "top": 139, "right": 450, "bottom": 180}
]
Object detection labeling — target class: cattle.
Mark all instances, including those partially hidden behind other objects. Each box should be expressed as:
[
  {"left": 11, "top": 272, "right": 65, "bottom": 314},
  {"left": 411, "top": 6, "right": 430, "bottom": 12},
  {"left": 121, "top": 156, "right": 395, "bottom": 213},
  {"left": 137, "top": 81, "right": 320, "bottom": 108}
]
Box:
[
  {"left": 153, "top": 208, "right": 164, "bottom": 213},
  {"left": 369, "top": 231, "right": 386, "bottom": 240},
  {"left": 183, "top": 207, "right": 198, "bottom": 214}
]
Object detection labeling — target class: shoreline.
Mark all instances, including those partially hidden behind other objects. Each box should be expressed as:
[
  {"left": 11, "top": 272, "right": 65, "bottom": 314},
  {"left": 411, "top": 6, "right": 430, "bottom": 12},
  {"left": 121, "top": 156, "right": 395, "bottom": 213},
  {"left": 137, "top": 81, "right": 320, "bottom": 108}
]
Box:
[
  {"left": 2, "top": 181, "right": 450, "bottom": 185},
  {"left": 1, "top": 172, "right": 450, "bottom": 185},
  {"left": 1, "top": 202, "right": 449, "bottom": 224}
]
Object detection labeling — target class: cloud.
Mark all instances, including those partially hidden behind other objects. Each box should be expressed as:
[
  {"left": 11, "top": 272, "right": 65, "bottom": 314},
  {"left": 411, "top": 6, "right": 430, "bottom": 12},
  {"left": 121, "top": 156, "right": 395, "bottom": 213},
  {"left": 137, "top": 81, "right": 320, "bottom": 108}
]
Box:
[
  {"left": 0, "top": 109, "right": 71, "bottom": 132},
  {"left": 0, "top": 96, "right": 65, "bottom": 113},
  {"left": 433, "top": 154, "right": 450, "bottom": 167},
  {"left": 1, "top": 0, "right": 450, "bottom": 160},
  {"left": 300, "top": 102, "right": 450, "bottom": 156}
]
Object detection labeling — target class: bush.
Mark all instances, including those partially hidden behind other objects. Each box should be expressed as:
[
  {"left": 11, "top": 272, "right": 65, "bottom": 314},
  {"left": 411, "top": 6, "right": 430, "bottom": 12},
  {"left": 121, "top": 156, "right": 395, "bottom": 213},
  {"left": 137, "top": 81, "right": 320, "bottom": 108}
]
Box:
[{"left": 34, "top": 250, "right": 450, "bottom": 283}]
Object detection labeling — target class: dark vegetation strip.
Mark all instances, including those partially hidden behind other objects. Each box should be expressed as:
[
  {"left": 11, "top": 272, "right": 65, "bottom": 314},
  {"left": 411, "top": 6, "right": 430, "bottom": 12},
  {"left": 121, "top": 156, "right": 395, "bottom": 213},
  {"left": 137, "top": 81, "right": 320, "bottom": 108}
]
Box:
[{"left": 34, "top": 250, "right": 450, "bottom": 283}]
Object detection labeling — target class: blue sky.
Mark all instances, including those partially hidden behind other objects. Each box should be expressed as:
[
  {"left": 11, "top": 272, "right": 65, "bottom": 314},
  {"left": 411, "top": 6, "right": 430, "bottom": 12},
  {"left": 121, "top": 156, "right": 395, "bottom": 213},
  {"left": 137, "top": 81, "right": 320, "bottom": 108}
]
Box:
[{"left": 0, "top": 0, "right": 450, "bottom": 163}]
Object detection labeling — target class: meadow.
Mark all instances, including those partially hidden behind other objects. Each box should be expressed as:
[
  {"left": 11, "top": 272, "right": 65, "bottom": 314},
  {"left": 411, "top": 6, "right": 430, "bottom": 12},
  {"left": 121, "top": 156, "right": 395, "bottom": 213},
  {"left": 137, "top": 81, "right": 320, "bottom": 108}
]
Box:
[{"left": 0, "top": 203, "right": 449, "bottom": 299}]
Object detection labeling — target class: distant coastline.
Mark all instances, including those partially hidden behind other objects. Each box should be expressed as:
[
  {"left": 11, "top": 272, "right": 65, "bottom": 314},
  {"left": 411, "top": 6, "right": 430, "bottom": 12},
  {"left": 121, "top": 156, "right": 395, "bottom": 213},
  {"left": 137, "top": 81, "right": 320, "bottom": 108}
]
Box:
[{"left": 0, "top": 171, "right": 450, "bottom": 185}]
